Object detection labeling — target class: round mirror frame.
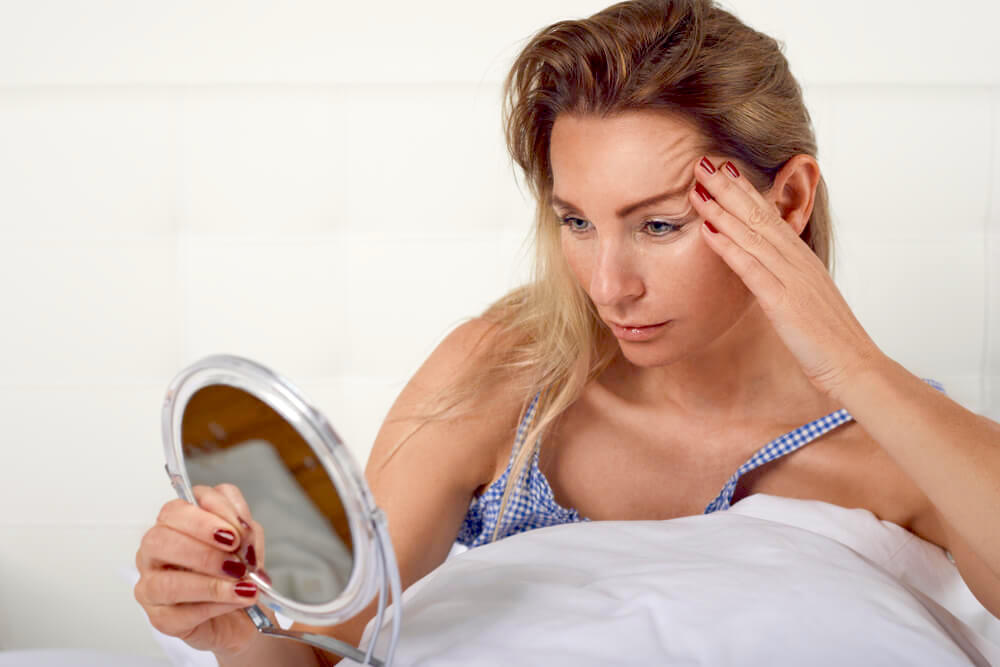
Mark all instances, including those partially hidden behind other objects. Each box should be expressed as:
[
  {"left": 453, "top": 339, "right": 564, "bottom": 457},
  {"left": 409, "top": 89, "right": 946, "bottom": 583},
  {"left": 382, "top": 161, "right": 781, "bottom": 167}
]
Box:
[{"left": 161, "top": 354, "right": 381, "bottom": 626}]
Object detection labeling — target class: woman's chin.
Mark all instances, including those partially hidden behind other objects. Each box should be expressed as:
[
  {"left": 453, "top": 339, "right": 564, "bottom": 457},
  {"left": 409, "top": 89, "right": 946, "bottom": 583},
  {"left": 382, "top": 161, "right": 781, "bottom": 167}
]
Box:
[{"left": 616, "top": 340, "right": 687, "bottom": 368}]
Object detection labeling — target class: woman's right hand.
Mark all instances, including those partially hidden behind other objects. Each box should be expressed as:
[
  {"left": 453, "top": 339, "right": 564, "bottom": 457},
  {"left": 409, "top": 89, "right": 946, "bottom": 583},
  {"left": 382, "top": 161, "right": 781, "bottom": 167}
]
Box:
[{"left": 134, "top": 483, "right": 267, "bottom": 657}]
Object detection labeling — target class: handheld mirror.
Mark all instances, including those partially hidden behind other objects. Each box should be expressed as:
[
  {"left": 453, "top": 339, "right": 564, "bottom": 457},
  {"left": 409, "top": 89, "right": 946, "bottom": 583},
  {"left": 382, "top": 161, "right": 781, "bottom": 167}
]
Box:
[{"left": 161, "top": 354, "right": 401, "bottom": 666}]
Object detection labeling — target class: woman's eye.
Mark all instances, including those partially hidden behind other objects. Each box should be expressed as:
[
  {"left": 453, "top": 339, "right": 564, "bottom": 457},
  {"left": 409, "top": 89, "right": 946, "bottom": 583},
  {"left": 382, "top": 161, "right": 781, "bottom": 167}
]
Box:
[
  {"left": 560, "top": 216, "right": 591, "bottom": 233},
  {"left": 644, "top": 220, "right": 681, "bottom": 236},
  {"left": 559, "top": 216, "right": 682, "bottom": 236}
]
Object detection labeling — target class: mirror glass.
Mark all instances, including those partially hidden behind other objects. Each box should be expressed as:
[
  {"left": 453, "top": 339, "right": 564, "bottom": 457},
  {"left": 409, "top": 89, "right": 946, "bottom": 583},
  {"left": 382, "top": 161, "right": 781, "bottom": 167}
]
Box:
[{"left": 181, "top": 383, "right": 355, "bottom": 605}]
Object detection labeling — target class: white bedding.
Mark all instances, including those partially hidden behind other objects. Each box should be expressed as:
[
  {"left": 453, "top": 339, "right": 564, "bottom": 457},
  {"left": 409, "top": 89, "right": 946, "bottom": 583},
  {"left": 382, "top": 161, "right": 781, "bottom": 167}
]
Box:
[
  {"left": 347, "top": 494, "right": 1000, "bottom": 666},
  {"left": 0, "top": 650, "right": 169, "bottom": 666}
]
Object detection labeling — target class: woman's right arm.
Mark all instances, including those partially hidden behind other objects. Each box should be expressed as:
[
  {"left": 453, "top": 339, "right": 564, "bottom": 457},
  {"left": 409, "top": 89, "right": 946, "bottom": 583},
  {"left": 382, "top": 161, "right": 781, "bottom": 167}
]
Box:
[
  {"left": 134, "top": 317, "right": 523, "bottom": 666},
  {"left": 290, "top": 317, "right": 525, "bottom": 663}
]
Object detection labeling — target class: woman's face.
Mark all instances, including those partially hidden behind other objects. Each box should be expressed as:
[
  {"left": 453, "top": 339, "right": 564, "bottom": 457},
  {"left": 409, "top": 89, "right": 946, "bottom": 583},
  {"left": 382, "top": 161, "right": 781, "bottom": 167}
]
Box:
[{"left": 550, "top": 110, "right": 759, "bottom": 368}]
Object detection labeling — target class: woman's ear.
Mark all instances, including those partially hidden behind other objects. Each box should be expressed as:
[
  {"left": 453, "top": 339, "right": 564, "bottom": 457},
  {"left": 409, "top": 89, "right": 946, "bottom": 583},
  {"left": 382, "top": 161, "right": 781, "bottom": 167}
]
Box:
[{"left": 768, "top": 154, "right": 820, "bottom": 237}]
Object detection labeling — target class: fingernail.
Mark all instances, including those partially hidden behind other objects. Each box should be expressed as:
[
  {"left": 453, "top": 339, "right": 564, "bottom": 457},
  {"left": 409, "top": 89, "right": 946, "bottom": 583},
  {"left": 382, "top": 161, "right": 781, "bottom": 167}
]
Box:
[
  {"left": 724, "top": 161, "right": 740, "bottom": 179},
  {"left": 245, "top": 544, "right": 257, "bottom": 568},
  {"left": 258, "top": 568, "right": 272, "bottom": 585},
  {"left": 694, "top": 182, "right": 712, "bottom": 202},
  {"left": 235, "top": 581, "right": 257, "bottom": 598},
  {"left": 699, "top": 157, "right": 716, "bottom": 175},
  {"left": 213, "top": 530, "right": 236, "bottom": 547},
  {"left": 223, "top": 559, "right": 246, "bottom": 578},
  {"left": 705, "top": 221, "right": 719, "bottom": 234},
  {"left": 239, "top": 518, "right": 251, "bottom": 532}
]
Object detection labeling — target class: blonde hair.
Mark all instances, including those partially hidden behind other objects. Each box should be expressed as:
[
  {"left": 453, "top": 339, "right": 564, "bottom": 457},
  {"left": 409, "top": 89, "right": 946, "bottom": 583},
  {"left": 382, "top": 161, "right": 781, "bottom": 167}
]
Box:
[{"left": 390, "top": 0, "right": 833, "bottom": 543}]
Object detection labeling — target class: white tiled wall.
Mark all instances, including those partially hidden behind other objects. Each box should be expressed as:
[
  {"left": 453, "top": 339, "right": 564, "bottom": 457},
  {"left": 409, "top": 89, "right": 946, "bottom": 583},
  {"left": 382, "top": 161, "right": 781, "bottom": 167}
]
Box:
[{"left": 0, "top": 0, "right": 997, "bottom": 656}]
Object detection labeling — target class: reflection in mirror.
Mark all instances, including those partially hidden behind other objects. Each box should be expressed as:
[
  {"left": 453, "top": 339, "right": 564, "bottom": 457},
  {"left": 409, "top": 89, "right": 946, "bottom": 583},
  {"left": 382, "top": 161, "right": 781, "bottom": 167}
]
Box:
[{"left": 181, "top": 384, "right": 354, "bottom": 604}]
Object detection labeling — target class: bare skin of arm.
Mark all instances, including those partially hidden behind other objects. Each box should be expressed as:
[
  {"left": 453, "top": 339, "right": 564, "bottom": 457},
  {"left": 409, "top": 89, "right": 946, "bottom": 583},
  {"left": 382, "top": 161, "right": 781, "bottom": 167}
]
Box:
[{"left": 295, "top": 318, "right": 524, "bottom": 663}]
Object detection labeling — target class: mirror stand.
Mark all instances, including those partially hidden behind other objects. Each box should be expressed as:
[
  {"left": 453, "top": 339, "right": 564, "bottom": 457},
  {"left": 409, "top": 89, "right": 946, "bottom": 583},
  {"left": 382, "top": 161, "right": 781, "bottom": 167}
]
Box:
[{"left": 244, "top": 508, "right": 401, "bottom": 667}]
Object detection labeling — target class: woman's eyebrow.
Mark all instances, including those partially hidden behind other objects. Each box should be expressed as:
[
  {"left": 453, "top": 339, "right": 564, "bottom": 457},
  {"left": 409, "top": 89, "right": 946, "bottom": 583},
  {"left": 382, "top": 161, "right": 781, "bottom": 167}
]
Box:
[{"left": 551, "top": 177, "right": 696, "bottom": 218}]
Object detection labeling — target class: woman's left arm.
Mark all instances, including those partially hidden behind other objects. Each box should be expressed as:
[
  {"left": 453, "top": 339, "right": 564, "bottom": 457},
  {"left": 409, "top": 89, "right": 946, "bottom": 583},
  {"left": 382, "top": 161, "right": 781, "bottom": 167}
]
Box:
[
  {"left": 690, "top": 155, "right": 1000, "bottom": 590},
  {"left": 837, "top": 355, "right": 1000, "bottom": 585},
  {"left": 831, "top": 357, "right": 1000, "bottom": 619}
]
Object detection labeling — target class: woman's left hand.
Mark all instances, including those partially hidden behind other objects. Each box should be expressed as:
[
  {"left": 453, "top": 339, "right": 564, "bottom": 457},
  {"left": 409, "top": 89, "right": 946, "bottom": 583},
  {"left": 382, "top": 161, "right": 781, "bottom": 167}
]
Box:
[{"left": 690, "top": 156, "right": 885, "bottom": 401}]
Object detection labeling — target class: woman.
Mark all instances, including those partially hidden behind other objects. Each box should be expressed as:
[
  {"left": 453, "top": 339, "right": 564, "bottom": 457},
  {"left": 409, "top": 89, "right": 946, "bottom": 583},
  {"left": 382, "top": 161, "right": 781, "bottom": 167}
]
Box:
[{"left": 134, "top": 0, "right": 1000, "bottom": 664}]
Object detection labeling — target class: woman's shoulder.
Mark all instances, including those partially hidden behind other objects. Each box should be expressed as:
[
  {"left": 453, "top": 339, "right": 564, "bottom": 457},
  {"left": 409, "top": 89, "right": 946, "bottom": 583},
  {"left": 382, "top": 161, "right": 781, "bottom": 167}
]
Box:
[
  {"left": 372, "top": 317, "right": 529, "bottom": 478},
  {"left": 362, "top": 318, "right": 533, "bottom": 601},
  {"left": 413, "top": 317, "right": 522, "bottom": 399},
  {"left": 431, "top": 317, "right": 508, "bottom": 370}
]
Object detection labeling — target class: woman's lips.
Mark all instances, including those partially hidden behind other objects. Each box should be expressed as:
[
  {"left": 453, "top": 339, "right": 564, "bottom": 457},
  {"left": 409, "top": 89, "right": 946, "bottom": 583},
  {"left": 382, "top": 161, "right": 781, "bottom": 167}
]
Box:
[{"left": 608, "top": 320, "right": 671, "bottom": 342}]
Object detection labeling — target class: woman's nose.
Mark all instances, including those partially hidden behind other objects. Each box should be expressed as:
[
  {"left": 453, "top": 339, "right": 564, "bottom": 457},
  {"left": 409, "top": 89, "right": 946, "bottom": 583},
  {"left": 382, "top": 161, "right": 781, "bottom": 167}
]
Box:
[{"left": 589, "top": 242, "right": 643, "bottom": 308}]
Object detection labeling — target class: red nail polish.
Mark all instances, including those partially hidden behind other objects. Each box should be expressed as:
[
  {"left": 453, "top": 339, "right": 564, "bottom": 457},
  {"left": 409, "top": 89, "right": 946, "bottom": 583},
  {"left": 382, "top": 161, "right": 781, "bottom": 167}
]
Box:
[
  {"left": 235, "top": 581, "right": 257, "bottom": 598},
  {"left": 705, "top": 221, "right": 719, "bottom": 234},
  {"left": 724, "top": 161, "right": 740, "bottom": 179},
  {"left": 245, "top": 544, "right": 257, "bottom": 567},
  {"left": 258, "top": 568, "right": 272, "bottom": 585},
  {"left": 694, "top": 182, "right": 712, "bottom": 202},
  {"left": 214, "top": 530, "right": 235, "bottom": 546},
  {"left": 699, "top": 157, "right": 716, "bottom": 175},
  {"left": 223, "top": 559, "right": 246, "bottom": 578}
]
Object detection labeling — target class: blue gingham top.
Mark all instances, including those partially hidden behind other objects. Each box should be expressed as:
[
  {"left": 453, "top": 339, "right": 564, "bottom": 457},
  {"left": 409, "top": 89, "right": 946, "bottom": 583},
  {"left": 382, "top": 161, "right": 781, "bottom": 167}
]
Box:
[{"left": 455, "top": 378, "right": 947, "bottom": 548}]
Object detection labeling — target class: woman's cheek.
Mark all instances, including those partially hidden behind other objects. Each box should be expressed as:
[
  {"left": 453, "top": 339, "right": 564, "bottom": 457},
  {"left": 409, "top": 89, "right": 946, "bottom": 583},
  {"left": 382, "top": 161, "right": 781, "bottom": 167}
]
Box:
[
  {"left": 560, "top": 237, "right": 592, "bottom": 287},
  {"left": 700, "top": 248, "right": 755, "bottom": 310},
  {"left": 674, "top": 232, "right": 748, "bottom": 301}
]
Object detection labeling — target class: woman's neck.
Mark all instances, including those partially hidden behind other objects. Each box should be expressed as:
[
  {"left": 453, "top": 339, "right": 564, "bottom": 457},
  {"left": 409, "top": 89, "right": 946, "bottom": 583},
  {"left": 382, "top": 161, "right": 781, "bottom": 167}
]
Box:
[{"left": 599, "top": 305, "right": 832, "bottom": 424}]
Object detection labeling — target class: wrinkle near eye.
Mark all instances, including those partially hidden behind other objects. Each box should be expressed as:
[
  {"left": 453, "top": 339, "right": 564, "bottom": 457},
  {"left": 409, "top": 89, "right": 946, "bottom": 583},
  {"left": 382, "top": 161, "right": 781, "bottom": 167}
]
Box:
[{"left": 666, "top": 203, "right": 694, "bottom": 219}]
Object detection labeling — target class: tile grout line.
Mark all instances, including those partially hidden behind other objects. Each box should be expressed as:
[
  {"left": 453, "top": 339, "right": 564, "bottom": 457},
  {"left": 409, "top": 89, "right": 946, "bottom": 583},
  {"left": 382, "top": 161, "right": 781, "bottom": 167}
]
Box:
[
  {"left": 983, "top": 89, "right": 998, "bottom": 417},
  {"left": 170, "top": 90, "right": 186, "bottom": 375}
]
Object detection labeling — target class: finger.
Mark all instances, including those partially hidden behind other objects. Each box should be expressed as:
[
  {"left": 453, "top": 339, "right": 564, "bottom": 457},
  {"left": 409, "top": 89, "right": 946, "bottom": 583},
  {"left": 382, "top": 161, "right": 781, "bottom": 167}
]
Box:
[
  {"left": 137, "top": 567, "right": 259, "bottom": 606},
  {"left": 249, "top": 516, "right": 266, "bottom": 570},
  {"left": 214, "top": 483, "right": 253, "bottom": 529},
  {"left": 139, "top": 524, "right": 252, "bottom": 579},
  {"left": 192, "top": 485, "right": 246, "bottom": 543},
  {"left": 700, "top": 220, "right": 786, "bottom": 306},
  {"left": 154, "top": 498, "right": 243, "bottom": 555},
  {"left": 690, "top": 169, "right": 788, "bottom": 277},
  {"left": 694, "top": 157, "right": 801, "bottom": 254},
  {"left": 145, "top": 600, "right": 254, "bottom": 638},
  {"left": 213, "top": 483, "right": 261, "bottom": 567}
]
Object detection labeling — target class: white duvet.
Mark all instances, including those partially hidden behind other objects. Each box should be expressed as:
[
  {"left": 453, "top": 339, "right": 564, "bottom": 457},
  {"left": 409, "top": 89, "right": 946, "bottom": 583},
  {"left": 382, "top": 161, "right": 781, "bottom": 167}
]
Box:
[{"left": 348, "top": 494, "right": 1000, "bottom": 666}]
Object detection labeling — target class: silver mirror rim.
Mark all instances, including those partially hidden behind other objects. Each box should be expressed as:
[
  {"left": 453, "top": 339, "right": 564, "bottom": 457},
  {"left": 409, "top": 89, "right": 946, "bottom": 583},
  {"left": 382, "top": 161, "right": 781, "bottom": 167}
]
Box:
[{"left": 161, "top": 353, "right": 381, "bottom": 626}]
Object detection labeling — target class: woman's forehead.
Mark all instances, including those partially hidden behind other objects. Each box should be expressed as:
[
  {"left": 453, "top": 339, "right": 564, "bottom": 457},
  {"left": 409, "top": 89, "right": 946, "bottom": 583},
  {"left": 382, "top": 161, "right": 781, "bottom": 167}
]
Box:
[{"left": 550, "top": 112, "right": 704, "bottom": 198}]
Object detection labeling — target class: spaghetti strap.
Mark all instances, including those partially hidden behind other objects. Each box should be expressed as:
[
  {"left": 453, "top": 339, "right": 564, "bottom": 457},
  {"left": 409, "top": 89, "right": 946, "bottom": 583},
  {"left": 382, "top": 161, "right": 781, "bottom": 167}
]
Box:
[
  {"left": 703, "top": 377, "right": 948, "bottom": 514},
  {"left": 703, "top": 409, "right": 854, "bottom": 513},
  {"left": 455, "top": 391, "right": 587, "bottom": 548},
  {"left": 457, "top": 378, "right": 948, "bottom": 547}
]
